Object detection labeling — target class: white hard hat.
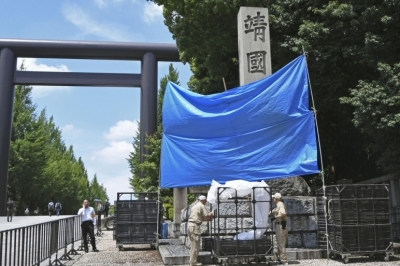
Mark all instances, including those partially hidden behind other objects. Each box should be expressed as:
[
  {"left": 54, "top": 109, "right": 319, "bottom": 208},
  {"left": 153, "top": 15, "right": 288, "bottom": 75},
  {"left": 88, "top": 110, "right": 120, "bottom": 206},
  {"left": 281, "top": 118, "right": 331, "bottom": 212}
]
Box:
[
  {"left": 272, "top": 193, "right": 282, "bottom": 199},
  {"left": 198, "top": 195, "right": 207, "bottom": 201}
]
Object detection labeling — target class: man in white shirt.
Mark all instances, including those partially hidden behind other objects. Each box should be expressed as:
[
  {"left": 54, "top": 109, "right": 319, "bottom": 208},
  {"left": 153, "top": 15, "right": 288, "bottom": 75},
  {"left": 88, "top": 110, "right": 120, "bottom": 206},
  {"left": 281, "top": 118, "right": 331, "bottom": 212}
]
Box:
[{"left": 77, "top": 199, "right": 99, "bottom": 253}]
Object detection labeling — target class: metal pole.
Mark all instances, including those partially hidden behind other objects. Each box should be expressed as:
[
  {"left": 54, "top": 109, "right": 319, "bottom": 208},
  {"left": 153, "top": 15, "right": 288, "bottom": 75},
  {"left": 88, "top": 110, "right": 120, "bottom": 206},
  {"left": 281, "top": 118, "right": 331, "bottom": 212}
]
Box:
[
  {"left": 140, "top": 52, "right": 157, "bottom": 166},
  {"left": 0, "top": 48, "right": 16, "bottom": 216}
]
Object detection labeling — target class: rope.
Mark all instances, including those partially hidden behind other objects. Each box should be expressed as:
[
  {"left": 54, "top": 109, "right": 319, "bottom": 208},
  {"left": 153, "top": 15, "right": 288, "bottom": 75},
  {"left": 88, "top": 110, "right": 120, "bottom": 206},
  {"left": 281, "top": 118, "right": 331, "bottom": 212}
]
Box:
[
  {"left": 157, "top": 168, "right": 162, "bottom": 247},
  {"left": 303, "top": 48, "right": 330, "bottom": 258}
]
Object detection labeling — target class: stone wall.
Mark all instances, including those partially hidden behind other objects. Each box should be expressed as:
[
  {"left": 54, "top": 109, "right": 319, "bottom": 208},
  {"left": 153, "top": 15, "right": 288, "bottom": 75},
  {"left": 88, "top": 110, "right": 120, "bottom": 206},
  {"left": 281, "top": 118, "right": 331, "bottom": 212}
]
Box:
[
  {"left": 177, "top": 195, "right": 318, "bottom": 249},
  {"left": 283, "top": 196, "right": 317, "bottom": 248},
  {"left": 179, "top": 198, "right": 260, "bottom": 248}
]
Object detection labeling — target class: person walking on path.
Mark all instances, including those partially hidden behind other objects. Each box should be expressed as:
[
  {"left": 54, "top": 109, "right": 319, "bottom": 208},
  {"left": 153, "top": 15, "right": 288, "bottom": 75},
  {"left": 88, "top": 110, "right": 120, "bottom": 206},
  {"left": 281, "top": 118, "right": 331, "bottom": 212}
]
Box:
[
  {"left": 48, "top": 200, "right": 55, "bottom": 217},
  {"left": 103, "top": 199, "right": 110, "bottom": 218},
  {"left": 55, "top": 201, "right": 62, "bottom": 216},
  {"left": 188, "top": 195, "right": 213, "bottom": 266},
  {"left": 77, "top": 199, "right": 99, "bottom": 253},
  {"left": 7, "top": 198, "right": 14, "bottom": 222},
  {"left": 269, "top": 192, "right": 288, "bottom": 265}
]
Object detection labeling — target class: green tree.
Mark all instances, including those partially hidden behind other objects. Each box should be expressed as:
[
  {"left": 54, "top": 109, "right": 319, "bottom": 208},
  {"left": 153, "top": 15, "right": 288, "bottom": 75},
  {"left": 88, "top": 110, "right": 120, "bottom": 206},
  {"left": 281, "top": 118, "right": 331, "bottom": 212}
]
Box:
[
  {"left": 88, "top": 174, "right": 108, "bottom": 204},
  {"left": 340, "top": 62, "right": 400, "bottom": 174},
  {"left": 8, "top": 63, "right": 92, "bottom": 215},
  {"left": 149, "top": 0, "right": 400, "bottom": 182},
  {"left": 8, "top": 84, "right": 48, "bottom": 214},
  {"left": 129, "top": 64, "right": 179, "bottom": 198}
]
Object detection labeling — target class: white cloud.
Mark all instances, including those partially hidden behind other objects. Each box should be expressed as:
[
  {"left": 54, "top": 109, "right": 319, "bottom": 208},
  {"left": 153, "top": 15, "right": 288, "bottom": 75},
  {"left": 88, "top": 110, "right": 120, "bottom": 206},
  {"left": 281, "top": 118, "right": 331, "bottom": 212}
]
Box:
[
  {"left": 61, "top": 124, "right": 82, "bottom": 140},
  {"left": 62, "top": 124, "right": 75, "bottom": 132},
  {"left": 101, "top": 174, "right": 134, "bottom": 202},
  {"left": 93, "top": 0, "right": 106, "bottom": 8},
  {"left": 142, "top": 2, "right": 163, "bottom": 24},
  {"left": 17, "top": 58, "right": 70, "bottom": 72},
  {"left": 62, "top": 3, "right": 134, "bottom": 41},
  {"left": 16, "top": 58, "right": 71, "bottom": 99},
  {"left": 93, "top": 0, "right": 125, "bottom": 8},
  {"left": 93, "top": 141, "right": 133, "bottom": 164},
  {"left": 104, "top": 120, "right": 139, "bottom": 141}
]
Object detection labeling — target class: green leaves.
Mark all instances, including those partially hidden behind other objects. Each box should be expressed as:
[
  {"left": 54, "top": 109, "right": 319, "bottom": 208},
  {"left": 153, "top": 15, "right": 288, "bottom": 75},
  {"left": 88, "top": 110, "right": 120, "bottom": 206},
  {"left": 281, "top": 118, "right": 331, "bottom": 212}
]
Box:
[
  {"left": 8, "top": 66, "right": 93, "bottom": 215},
  {"left": 147, "top": 0, "right": 400, "bottom": 182},
  {"left": 341, "top": 62, "right": 400, "bottom": 173}
]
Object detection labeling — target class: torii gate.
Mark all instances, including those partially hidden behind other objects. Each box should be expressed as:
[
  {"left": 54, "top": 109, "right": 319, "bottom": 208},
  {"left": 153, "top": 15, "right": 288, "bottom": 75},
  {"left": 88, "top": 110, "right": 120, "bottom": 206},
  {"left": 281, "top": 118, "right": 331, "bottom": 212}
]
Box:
[{"left": 0, "top": 39, "right": 180, "bottom": 215}]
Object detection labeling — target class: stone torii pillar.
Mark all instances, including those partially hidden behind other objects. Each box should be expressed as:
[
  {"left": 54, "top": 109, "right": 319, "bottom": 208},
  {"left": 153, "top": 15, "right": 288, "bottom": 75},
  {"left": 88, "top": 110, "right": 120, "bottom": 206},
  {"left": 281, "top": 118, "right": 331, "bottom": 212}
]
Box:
[{"left": 0, "top": 48, "right": 16, "bottom": 214}]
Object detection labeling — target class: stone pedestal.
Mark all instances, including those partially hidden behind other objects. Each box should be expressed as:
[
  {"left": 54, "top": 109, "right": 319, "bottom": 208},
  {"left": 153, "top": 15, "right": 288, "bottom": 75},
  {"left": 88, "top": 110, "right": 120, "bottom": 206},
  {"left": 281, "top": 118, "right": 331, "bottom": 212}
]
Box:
[
  {"left": 281, "top": 196, "right": 318, "bottom": 248},
  {"left": 168, "top": 222, "right": 182, "bottom": 238},
  {"left": 173, "top": 188, "right": 187, "bottom": 223}
]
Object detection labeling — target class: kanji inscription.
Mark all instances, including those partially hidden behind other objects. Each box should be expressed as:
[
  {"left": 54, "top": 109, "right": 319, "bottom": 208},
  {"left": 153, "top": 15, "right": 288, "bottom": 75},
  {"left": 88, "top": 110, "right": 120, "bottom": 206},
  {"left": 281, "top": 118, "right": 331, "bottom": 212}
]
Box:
[
  {"left": 244, "top": 12, "right": 267, "bottom": 42},
  {"left": 247, "top": 51, "right": 266, "bottom": 74}
]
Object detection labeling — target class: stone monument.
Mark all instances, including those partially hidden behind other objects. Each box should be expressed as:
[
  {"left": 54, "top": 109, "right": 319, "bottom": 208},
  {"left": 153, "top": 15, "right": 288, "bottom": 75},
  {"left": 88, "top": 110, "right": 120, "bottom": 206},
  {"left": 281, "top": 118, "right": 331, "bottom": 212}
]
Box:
[{"left": 238, "top": 6, "right": 272, "bottom": 85}]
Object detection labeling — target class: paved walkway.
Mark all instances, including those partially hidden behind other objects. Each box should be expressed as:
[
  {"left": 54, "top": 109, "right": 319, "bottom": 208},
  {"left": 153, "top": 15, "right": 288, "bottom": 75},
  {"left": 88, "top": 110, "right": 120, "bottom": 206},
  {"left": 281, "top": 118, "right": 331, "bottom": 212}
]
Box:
[
  {"left": 0, "top": 215, "right": 76, "bottom": 231},
  {"left": 63, "top": 230, "right": 400, "bottom": 266},
  {"left": 2, "top": 216, "right": 400, "bottom": 265}
]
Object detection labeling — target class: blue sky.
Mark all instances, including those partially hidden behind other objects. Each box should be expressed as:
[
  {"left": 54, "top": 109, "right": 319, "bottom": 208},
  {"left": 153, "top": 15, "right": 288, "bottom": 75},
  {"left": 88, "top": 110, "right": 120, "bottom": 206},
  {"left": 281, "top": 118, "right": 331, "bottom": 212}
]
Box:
[{"left": 0, "top": 0, "right": 192, "bottom": 203}]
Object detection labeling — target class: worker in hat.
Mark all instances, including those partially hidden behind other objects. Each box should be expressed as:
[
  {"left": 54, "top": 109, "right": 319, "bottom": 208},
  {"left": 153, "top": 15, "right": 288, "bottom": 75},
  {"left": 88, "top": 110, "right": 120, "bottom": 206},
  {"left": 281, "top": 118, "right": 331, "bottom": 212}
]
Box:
[
  {"left": 269, "top": 193, "right": 288, "bottom": 265},
  {"left": 187, "top": 195, "right": 213, "bottom": 266}
]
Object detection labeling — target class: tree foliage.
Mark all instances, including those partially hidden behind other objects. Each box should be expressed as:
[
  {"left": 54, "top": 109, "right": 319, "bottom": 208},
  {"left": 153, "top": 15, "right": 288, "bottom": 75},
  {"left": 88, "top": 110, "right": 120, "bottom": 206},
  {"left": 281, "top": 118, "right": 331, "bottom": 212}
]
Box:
[
  {"left": 148, "top": 0, "right": 400, "bottom": 182},
  {"left": 88, "top": 174, "right": 108, "bottom": 204},
  {"left": 341, "top": 62, "right": 400, "bottom": 174},
  {"left": 7, "top": 64, "right": 103, "bottom": 214}
]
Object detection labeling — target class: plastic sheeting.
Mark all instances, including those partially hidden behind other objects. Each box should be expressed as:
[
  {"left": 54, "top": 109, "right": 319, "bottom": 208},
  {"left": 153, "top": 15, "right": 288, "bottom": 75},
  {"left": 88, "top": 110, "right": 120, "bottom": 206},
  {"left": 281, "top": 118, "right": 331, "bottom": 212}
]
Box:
[
  {"left": 207, "top": 180, "right": 270, "bottom": 240},
  {"left": 160, "top": 55, "right": 319, "bottom": 188}
]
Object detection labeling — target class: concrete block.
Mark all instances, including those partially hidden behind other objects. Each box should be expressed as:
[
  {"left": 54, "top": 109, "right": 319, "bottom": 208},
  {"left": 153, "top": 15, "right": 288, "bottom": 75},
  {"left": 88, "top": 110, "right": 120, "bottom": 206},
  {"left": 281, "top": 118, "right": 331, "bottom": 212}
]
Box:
[
  {"left": 285, "top": 197, "right": 315, "bottom": 214},
  {"left": 296, "top": 250, "right": 310, "bottom": 260},
  {"left": 226, "top": 218, "right": 242, "bottom": 234},
  {"left": 180, "top": 236, "right": 189, "bottom": 246},
  {"left": 308, "top": 215, "right": 317, "bottom": 230},
  {"left": 291, "top": 216, "right": 308, "bottom": 231},
  {"left": 309, "top": 249, "right": 324, "bottom": 259},
  {"left": 243, "top": 217, "right": 254, "bottom": 230},
  {"left": 218, "top": 201, "right": 251, "bottom": 217},
  {"left": 159, "top": 245, "right": 188, "bottom": 265},
  {"left": 286, "top": 250, "right": 298, "bottom": 260},
  {"left": 200, "top": 222, "right": 209, "bottom": 234},
  {"left": 288, "top": 233, "right": 302, "bottom": 248},
  {"left": 168, "top": 222, "right": 181, "bottom": 238},
  {"left": 180, "top": 222, "right": 187, "bottom": 235},
  {"left": 303, "top": 233, "right": 317, "bottom": 248},
  {"left": 211, "top": 217, "right": 226, "bottom": 234}
]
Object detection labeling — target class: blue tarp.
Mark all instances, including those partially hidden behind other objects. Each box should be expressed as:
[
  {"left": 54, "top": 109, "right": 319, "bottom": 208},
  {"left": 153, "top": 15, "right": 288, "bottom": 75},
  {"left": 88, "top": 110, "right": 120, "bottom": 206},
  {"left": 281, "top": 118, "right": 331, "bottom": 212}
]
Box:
[{"left": 160, "top": 55, "right": 319, "bottom": 188}]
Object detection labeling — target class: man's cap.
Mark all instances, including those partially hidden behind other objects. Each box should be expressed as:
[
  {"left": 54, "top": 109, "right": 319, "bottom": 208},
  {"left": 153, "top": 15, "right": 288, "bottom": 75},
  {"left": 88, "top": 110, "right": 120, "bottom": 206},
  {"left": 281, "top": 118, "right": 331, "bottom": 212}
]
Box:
[
  {"left": 198, "top": 195, "right": 207, "bottom": 201},
  {"left": 272, "top": 193, "right": 282, "bottom": 199}
]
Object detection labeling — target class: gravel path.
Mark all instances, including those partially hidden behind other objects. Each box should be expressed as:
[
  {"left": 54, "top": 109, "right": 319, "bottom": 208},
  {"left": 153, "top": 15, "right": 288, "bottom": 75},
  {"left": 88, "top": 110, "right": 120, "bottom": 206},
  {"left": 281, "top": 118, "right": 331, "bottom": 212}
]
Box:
[{"left": 63, "top": 231, "right": 400, "bottom": 266}]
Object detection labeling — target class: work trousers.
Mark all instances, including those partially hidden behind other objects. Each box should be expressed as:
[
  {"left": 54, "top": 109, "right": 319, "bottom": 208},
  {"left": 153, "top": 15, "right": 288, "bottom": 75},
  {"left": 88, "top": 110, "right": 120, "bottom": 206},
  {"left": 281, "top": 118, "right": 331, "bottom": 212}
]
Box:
[
  {"left": 81, "top": 220, "right": 96, "bottom": 250},
  {"left": 188, "top": 223, "right": 201, "bottom": 265},
  {"left": 275, "top": 224, "right": 288, "bottom": 263},
  {"left": 7, "top": 209, "right": 13, "bottom": 222}
]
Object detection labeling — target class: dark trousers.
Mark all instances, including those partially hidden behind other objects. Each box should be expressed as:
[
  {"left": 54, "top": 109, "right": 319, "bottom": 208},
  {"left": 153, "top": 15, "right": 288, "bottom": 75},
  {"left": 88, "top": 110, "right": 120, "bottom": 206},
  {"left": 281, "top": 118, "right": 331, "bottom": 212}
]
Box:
[
  {"left": 104, "top": 209, "right": 109, "bottom": 218},
  {"left": 7, "top": 209, "right": 13, "bottom": 222},
  {"left": 81, "top": 220, "right": 96, "bottom": 250}
]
